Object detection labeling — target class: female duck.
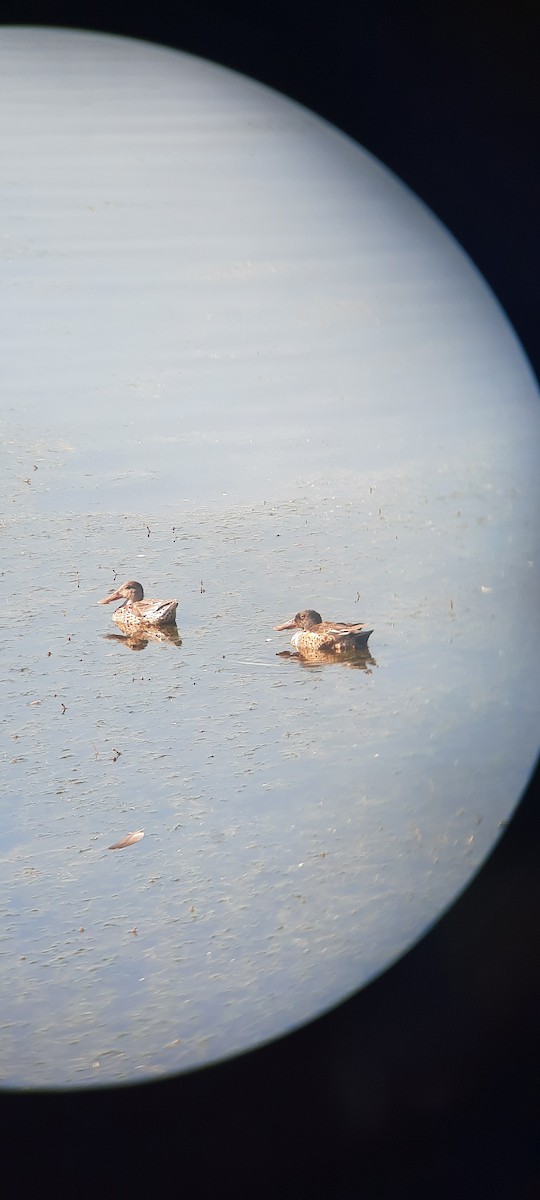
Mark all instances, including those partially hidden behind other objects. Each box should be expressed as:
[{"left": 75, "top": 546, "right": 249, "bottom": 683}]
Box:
[
  {"left": 98, "top": 581, "right": 178, "bottom": 629},
  {"left": 274, "top": 609, "right": 373, "bottom": 654}
]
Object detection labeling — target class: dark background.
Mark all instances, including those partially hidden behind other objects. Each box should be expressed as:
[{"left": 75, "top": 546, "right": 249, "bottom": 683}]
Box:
[{"left": 2, "top": 4, "right": 539, "bottom": 1196}]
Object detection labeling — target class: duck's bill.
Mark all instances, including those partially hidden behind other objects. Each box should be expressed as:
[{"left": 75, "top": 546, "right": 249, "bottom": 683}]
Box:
[
  {"left": 98, "top": 588, "right": 124, "bottom": 605},
  {"left": 274, "top": 618, "right": 296, "bottom": 630}
]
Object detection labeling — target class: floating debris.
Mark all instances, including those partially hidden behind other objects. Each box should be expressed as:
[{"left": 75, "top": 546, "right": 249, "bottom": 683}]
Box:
[
  {"left": 481, "top": 585, "right": 493, "bottom": 593},
  {"left": 108, "top": 830, "right": 144, "bottom": 850}
]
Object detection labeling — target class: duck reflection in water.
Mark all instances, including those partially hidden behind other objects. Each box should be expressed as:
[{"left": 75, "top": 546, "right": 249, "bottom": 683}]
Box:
[
  {"left": 276, "top": 646, "right": 377, "bottom": 671},
  {"left": 103, "top": 625, "right": 182, "bottom": 652}
]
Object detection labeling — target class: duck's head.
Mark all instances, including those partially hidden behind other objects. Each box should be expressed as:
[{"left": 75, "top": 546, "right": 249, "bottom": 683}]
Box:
[
  {"left": 274, "top": 609, "right": 322, "bottom": 631},
  {"left": 98, "top": 580, "right": 144, "bottom": 607}
]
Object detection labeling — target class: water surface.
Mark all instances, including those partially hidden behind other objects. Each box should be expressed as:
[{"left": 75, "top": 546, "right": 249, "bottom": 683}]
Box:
[{"left": 1, "top": 27, "right": 539, "bottom": 1088}]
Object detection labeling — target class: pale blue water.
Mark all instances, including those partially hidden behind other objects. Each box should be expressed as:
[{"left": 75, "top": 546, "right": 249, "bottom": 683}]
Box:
[
  {"left": 2, "top": 470, "right": 538, "bottom": 1087},
  {"left": 1, "top": 26, "right": 539, "bottom": 1089}
]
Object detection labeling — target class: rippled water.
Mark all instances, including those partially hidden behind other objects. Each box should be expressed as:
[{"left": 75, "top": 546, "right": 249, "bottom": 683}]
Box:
[
  {"left": 1, "top": 26, "right": 539, "bottom": 1088},
  {"left": 2, "top": 460, "right": 538, "bottom": 1087}
]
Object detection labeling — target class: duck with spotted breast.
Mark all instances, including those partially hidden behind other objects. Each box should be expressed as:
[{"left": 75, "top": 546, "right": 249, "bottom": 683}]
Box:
[
  {"left": 98, "top": 581, "right": 178, "bottom": 629},
  {"left": 274, "top": 608, "right": 373, "bottom": 654}
]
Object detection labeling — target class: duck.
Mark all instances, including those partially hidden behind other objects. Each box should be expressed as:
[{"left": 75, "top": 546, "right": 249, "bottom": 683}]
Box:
[
  {"left": 98, "top": 581, "right": 178, "bottom": 629},
  {"left": 274, "top": 609, "right": 373, "bottom": 654}
]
